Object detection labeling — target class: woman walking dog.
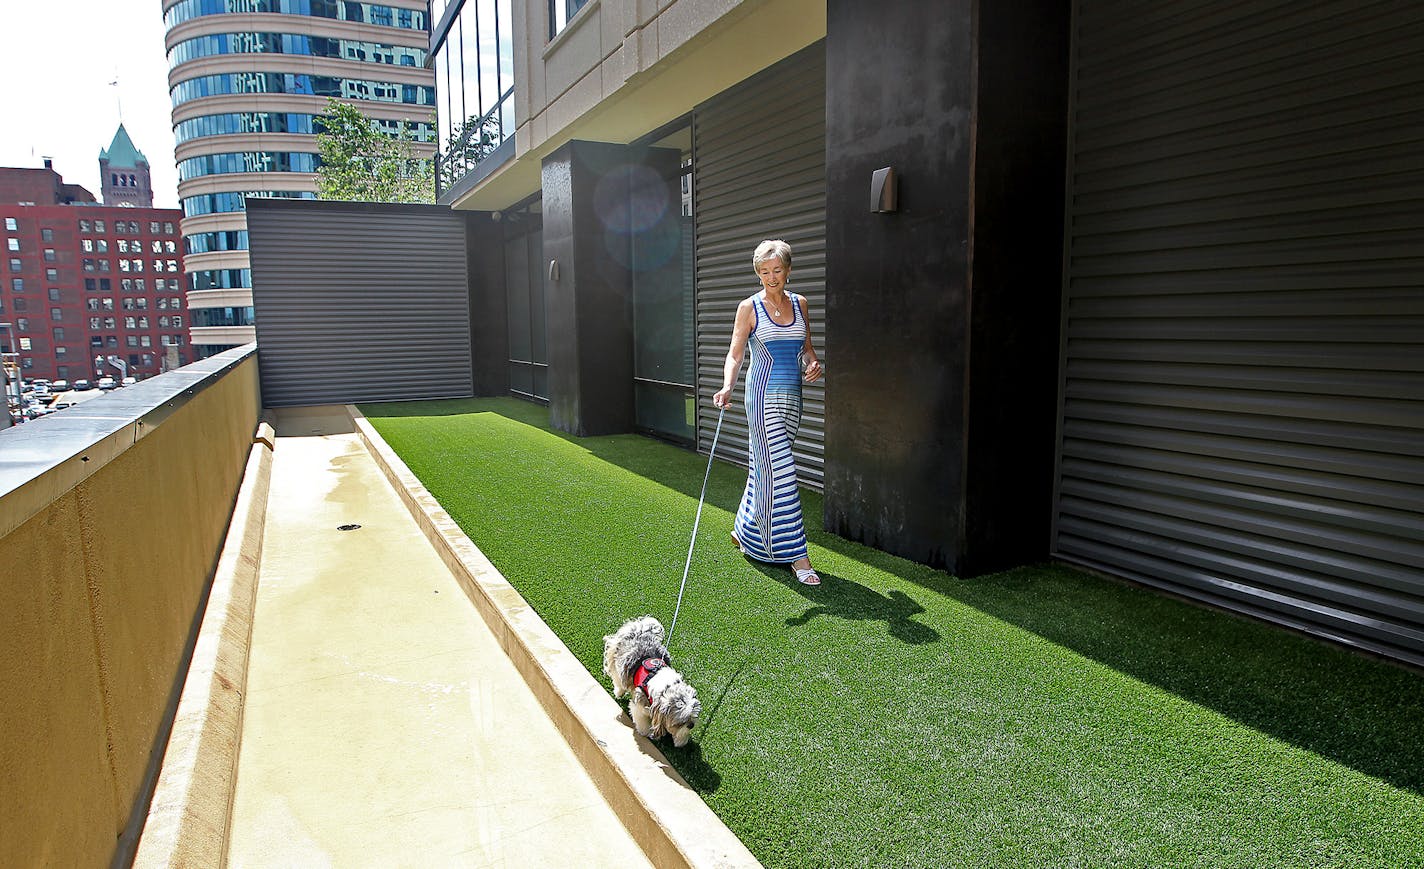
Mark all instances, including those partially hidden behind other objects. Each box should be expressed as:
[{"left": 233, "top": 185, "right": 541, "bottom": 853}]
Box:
[{"left": 713, "top": 239, "right": 825, "bottom": 586}]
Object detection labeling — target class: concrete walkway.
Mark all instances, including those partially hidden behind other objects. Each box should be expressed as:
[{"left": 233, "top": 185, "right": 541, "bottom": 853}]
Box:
[{"left": 227, "top": 407, "right": 652, "bottom": 868}]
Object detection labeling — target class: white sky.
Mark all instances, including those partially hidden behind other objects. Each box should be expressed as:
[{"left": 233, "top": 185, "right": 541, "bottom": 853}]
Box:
[{"left": 0, "top": 1, "right": 180, "bottom": 208}]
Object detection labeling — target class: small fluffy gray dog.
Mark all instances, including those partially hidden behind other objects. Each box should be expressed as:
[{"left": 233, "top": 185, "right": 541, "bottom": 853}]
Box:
[{"left": 602, "top": 616, "right": 701, "bottom": 747}]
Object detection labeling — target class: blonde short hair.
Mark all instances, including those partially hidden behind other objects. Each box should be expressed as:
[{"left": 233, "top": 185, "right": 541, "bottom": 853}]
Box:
[{"left": 752, "top": 239, "right": 792, "bottom": 272}]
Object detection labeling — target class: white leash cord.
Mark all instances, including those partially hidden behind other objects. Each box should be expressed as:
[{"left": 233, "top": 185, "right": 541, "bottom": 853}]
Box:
[{"left": 666, "top": 406, "right": 726, "bottom": 646}]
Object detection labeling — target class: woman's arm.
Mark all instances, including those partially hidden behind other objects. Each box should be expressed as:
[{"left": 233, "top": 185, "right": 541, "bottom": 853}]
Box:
[
  {"left": 713, "top": 299, "right": 755, "bottom": 408},
  {"left": 798, "top": 295, "right": 823, "bottom": 383}
]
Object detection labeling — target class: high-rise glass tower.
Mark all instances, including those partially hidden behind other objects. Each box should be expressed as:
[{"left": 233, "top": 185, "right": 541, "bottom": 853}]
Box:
[{"left": 163, "top": 0, "right": 436, "bottom": 357}]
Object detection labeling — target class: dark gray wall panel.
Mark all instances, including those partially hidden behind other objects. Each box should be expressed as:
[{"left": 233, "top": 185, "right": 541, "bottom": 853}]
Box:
[
  {"left": 466, "top": 211, "right": 510, "bottom": 397},
  {"left": 1056, "top": 0, "right": 1424, "bottom": 665},
  {"left": 694, "top": 43, "right": 827, "bottom": 488},
  {"left": 247, "top": 199, "right": 473, "bottom": 407}
]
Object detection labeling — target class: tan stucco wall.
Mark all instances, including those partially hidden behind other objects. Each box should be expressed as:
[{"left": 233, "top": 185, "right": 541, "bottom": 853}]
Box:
[
  {"left": 0, "top": 355, "right": 260, "bottom": 866},
  {"left": 453, "top": 0, "right": 826, "bottom": 209}
]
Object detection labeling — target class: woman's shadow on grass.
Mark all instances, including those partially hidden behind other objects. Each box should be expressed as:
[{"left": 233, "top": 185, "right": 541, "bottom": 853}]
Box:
[{"left": 753, "top": 563, "right": 941, "bottom": 645}]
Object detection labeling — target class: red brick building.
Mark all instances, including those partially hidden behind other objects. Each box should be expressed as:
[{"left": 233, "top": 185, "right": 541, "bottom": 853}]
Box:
[{"left": 2, "top": 148, "right": 188, "bottom": 384}]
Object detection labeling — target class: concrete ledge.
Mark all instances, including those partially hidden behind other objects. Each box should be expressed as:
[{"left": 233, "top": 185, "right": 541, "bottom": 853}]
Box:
[
  {"left": 132, "top": 422, "right": 275, "bottom": 868},
  {"left": 0, "top": 344, "right": 258, "bottom": 542},
  {"left": 348, "top": 405, "right": 762, "bottom": 869}
]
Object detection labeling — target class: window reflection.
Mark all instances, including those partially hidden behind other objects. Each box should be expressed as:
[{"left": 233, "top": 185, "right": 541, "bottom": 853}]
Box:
[
  {"left": 433, "top": 0, "right": 516, "bottom": 195},
  {"left": 164, "top": 0, "right": 427, "bottom": 30},
  {"left": 181, "top": 190, "right": 317, "bottom": 217},
  {"left": 171, "top": 73, "right": 434, "bottom": 109},
  {"left": 502, "top": 199, "right": 545, "bottom": 401},
  {"left": 549, "top": 0, "right": 590, "bottom": 37},
  {"left": 178, "top": 151, "right": 321, "bottom": 181},
  {"left": 184, "top": 230, "right": 250, "bottom": 255},
  {"left": 188, "top": 269, "right": 253, "bottom": 291},
  {"left": 192, "top": 306, "right": 257, "bottom": 327},
  {"left": 631, "top": 126, "right": 695, "bottom": 443},
  {"left": 168, "top": 32, "right": 426, "bottom": 69}
]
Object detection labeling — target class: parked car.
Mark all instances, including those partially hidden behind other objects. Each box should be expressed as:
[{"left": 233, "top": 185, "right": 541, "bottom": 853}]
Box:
[
  {"left": 50, "top": 379, "right": 69, "bottom": 391},
  {"left": 121, "top": 376, "right": 137, "bottom": 387},
  {"left": 97, "top": 376, "right": 117, "bottom": 390},
  {"left": 73, "top": 379, "right": 93, "bottom": 391}
]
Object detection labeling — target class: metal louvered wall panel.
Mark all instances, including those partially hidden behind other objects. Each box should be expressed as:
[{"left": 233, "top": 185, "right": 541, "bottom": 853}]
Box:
[
  {"left": 694, "top": 43, "right": 827, "bottom": 487},
  {"left": 1055, "top": 0, "right": 1424, "bottom": 664},
  {"left": 247, "top": 199, "right": 473, "bottom": 407}
]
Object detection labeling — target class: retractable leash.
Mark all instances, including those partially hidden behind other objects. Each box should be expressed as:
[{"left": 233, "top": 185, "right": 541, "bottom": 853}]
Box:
[{"left": 666, "top": 406, "right": 726, "bottom": 647}]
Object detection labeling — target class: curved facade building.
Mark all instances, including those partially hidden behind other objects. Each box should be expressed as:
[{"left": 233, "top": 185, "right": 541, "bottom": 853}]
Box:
[{"left": 163, "top": 0, "right": 436, "bottom": 356}]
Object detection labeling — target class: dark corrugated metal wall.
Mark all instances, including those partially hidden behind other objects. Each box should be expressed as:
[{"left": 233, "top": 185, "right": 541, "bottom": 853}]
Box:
[
  {"left": 1056, "top": 1, "right": 1424, "bottom": 663},
  {"left": 247, "top": 200, "right": 473, "bottom": 407},
  {"left": 694, "top": 43, "right": 827, "bottom": 487}
]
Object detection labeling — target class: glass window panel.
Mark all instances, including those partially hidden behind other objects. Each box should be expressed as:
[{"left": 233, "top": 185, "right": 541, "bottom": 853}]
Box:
[
  {"left": 477, "top": 0, "right": 498, "bottom": 117},
  {"left": 631, "top": 174, "right": 691, "bottom": 385},
  {"left": 447, "top": 20, "right": 464, "bottom": 132},
  {"left": 436, "top": 48, "right": 451, "bottom": 147},
  {"left": 509, "top": 361, "right": 533, "bottom": 396},
  {"left": 528, "top": 229, "right": 546, "bottom": 365},
  {"left": 497, "top": 0, "right": 513, "bottom": 98},
  {"left": 634, "top": 381, "right": 694, "bottom": 443},
  {"left": 500, "top": 100, "right": 515, "bottom": 142},
  {"left": 462, "top": 8, "right": 482, "bottom": 119},
  {"left": 505, "top": 233, "right": 531, "bottom": 363}
]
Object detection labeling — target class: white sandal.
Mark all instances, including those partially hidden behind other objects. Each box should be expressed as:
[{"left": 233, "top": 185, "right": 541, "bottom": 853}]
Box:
[
  {"left": 730, "top": 530, "right": 746, "bottom": 554},
  {"left": 794, "top": 567, "right": 821, "bottom": 586}
]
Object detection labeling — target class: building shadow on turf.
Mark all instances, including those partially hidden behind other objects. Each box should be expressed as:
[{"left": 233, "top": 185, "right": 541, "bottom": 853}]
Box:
[
  {"left": 380, "top": 397, "right": 755, "bottom": 510},
  {"left": 754, "top": 563, "right": 941, "bottom": 645},
  {"left": 931, "top": 563, "right": 1424, "bottom": 797}
]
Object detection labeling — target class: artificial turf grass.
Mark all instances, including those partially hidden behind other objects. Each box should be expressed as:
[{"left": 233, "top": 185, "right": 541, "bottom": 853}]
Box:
[{"left": 362, "top": 397, "right": 1424, "bottom": 869}]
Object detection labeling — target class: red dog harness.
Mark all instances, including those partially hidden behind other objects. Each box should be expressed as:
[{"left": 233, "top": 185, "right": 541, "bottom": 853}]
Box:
[{"left": 632, "top": 657, "right": 668, "bottom": 699}]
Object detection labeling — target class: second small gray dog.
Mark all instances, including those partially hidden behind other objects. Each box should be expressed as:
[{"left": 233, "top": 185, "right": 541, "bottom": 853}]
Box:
[{"left": 602, "top": 616, "right": 701, "bottom": 747}]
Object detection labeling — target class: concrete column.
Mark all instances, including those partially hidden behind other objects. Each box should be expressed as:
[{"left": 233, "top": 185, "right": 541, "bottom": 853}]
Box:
[
  {"left": 823, "top": 0, "right": 1069, "bottom": 576},
  {"left": 540, "top": 140, "right": 681, "bottom": 437}
]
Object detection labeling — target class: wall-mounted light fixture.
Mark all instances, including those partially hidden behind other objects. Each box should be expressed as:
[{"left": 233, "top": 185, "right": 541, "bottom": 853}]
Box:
[{"left": 871, "top": 166, "right": 897, "bottom": 213}]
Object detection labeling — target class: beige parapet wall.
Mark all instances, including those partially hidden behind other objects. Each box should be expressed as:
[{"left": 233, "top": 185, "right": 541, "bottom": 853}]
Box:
[
  {"left": 133, "top": 420, "right": 273, "bottom": 868},
  {"left": 0, "top": 351, "right": 261, "bottom": 866}
]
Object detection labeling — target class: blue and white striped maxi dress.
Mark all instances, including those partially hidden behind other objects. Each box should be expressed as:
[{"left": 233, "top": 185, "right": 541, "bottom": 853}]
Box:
[{"left": 734, "top": 293, "right": 809, "bottom": 564}]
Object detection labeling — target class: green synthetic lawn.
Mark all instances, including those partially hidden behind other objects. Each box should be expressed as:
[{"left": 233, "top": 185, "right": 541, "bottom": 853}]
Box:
[{"left": 362, "top": 398, "right": 1424, "bottom": 869}]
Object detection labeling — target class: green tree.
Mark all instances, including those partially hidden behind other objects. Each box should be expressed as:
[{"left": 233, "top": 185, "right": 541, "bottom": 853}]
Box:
[{"left": 314, "top": 99, "right": 434, "bottom": 203}]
